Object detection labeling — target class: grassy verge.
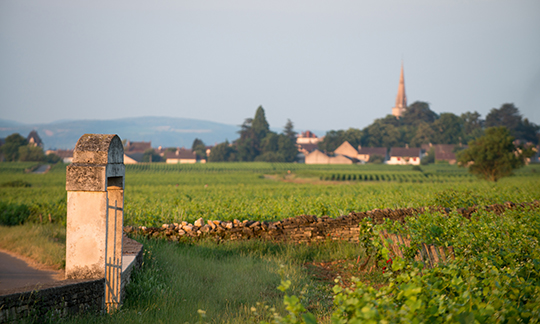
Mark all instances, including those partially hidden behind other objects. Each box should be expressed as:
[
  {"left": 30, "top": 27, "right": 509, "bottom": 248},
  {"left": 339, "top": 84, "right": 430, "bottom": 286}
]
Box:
[
  {"left": 0, "top": 223, "right": 66, "bottom": 270},
  {"left": 60, "top": 237, "right": 369, "bottom": 324}
]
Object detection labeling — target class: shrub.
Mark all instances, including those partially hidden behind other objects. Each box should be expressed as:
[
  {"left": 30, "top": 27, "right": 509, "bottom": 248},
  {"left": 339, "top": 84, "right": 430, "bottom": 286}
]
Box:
[
  {"left": 0, "top": 201, "right": 31, "bottom": 226},
  {"left": 0, "top": 180, "right": 32, "bottom": 187}
]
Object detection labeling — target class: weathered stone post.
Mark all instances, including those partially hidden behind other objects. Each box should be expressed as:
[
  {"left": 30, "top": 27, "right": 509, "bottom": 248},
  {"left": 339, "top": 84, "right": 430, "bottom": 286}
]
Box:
[{"left": 65, "top": 134, "right": 124, "bottom": 281}]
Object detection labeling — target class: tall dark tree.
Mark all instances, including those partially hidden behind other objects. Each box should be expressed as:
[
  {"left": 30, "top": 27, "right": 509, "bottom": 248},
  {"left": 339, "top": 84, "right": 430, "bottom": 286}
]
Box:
[
  {"left": 192, "top": 138, "right": 207, "bottom": 159},
  {"left": 277, "top": 134, "right": 298, "bottom": 162},
  {"left": 518, "top": 118, "right": 540, "bottom": 144},
  {"left": 461, "top": 111, "right": 484, "bottom": 142},
  {"left": 485, "top": 103, "right": 522, "bottom": 132},
  {"left": 251, "top": 106, "right": 270, "bottom": 140},
  {"left": 1, "top": 133, "right": 28, "bottom": 161},
  {"left": 235, "top": 106, "right": 273, "bottom": 161},
  {"left": 401, "top": 101, "right": 438, "bottom": 126},
  {"left": 486, "top": 103, "right": 539, "bottom": 144},
  {"left": 431, "top": 113, "right": 464, "bottom": 144},
  {"left": 283, "top": 119, "right": 296, "bottom": 142}
]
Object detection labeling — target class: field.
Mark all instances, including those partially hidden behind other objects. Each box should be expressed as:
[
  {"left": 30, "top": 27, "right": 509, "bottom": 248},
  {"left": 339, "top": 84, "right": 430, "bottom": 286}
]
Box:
[{"left": 1, "top": 162, "right": 540, "bottom": 323}]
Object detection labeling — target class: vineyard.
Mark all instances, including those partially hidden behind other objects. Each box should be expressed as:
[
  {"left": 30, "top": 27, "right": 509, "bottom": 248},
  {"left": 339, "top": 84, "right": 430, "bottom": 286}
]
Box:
[
  {"left": 1, "top": 162, "right": 540, "bottom": 227},
  {"left": 1, "top": 162, "right": 540, "bottom": 323}
]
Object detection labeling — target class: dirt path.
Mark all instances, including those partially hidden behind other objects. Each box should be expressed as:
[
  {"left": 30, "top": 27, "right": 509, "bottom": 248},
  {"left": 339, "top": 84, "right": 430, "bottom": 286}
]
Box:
[
  {"left": 32, "top": 164, "right": 51, "bottom": 174},
  {"left": 0, "top": 250, "right": 62, "bottom": 294}
]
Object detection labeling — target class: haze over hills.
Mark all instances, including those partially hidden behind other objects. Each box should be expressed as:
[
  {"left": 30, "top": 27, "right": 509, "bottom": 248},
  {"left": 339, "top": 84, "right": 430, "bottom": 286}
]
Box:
[{"left": 0, "top": 117, "right": 243, "bottom": 150}]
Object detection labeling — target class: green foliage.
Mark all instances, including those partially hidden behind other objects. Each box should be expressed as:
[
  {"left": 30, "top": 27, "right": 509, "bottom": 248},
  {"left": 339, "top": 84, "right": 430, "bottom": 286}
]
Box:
[
  {"left": 0, "top": 201, "right": 30, "bottom": 225},
  {"left": 18, "top": 145, "right": 46, "bottom": 162},
  {"left": 367, "top": 154, "right": 384, "bottom": 164},
  {"left": 486, "top": 103, "right": 539, "bottom": 144},
  {"left": 458, "top": 126, "right": 526, "bottom": 181},
  {"left": 191, "top": 138, "right": 207, "bottom": 159},
  {"left": 421, "top": 148, "right": 434, "bottom": 165},
  {"left": 431, "top": 189, "right": 480, "bottom": 208},
  {"left": 208, "top": 141, "right": 237, "bottom": 162},
  {"left": 46, "top": 153, "right": 62, "bottom": 164},
  {"left": 1, "top": 133, "right": 28, "bottom": 161},
  {"left": 273, "top": 207, "right": 540, "bottom": 323},
  {"left": 142, "top": 149, "right": 162, "bottom": 162}
]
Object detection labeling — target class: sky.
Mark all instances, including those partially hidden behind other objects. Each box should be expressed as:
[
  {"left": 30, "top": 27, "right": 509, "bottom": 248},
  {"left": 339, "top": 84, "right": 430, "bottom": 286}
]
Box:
[{"left": 1, "top": 0, "right": 539, "bottom": 133}]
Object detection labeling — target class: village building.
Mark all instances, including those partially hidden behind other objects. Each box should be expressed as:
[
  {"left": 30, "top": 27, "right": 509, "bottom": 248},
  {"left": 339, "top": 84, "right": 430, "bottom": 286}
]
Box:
[
  {"left": 387, "top": 147, "right": 422, "bottom": 165},
  {"left": 27, "top": 130, "right": 43, "bottom": 148},
  {"left": 296, "top": 130, "right": 322, "bottom": 144},
  {"left": 391, "top": 63, "right": 407, "bottom": 119},
  {"left": 124, "top": 152, "right": 145, "bottom": 164},
  {"left": 124, "top": 140, "right": 151, "bottom": 153},
  {"left": 165, "top": 149, "right": 205, "bottom": 164},
  {"left": 357, "top": 147, "right": 388, "bottom": 163},
  {"left": 334, "top": 141, "right": 358, "bottom": 159},
  {"left": 305, "top": 150, "right": 355, "bottom": 165}
]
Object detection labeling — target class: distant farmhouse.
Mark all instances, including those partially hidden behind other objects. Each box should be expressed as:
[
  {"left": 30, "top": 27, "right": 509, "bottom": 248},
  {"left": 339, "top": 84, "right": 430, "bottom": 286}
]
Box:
[
  {"left": 387, "top": 147, "right": 422, "bottom": 165},
  {"left": 164, "top": 148, "right": 205, "bottom": 164},
  {"left": 296, "top": 130, "right": 323, "bottom": 163}
]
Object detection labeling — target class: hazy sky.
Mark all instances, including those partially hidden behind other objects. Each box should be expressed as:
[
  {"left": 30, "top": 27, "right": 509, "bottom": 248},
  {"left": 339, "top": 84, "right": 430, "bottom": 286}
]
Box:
[{"left": 1, "top": 0, "right": 539, "bottom": 132}]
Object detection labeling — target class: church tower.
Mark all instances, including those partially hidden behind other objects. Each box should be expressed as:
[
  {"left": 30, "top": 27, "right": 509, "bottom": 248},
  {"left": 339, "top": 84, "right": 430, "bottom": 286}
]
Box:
[{"left": 392, "top": 63, "right": 407, "bottom": 118}]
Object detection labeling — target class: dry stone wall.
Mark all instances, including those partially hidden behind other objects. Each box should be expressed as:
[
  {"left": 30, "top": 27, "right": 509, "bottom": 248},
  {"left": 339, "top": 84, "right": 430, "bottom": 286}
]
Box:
[{"left": 126, "top": 200, "right": 540, "bottom": 244}]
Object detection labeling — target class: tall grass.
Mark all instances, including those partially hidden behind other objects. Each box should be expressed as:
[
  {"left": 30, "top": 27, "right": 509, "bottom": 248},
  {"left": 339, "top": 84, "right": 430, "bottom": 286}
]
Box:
[
  {"left": 0, "top": 223, "right": 66, "bottom": 269},
  {"left": 60, "top": 237, "right": 363, "bottom": 324}
]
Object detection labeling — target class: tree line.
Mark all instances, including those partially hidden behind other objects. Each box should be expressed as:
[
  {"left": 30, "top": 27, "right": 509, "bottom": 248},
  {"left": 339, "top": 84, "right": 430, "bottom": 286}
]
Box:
[
  {"left": 318, "top": 102, "right": 539, "bottom": 152},
  {"left": 206, "top": 106, "right": 298, "bottom": 162},
  {"left": 0, "top": 133, "right": 61, "bottom": 163}
]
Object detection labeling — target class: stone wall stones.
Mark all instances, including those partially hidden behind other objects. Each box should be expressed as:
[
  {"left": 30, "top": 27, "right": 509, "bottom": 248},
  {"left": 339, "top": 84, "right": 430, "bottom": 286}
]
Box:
[
  {"left": 126, "top": 200, "right": 540, "bottom": 244},
  {"left": 0, "top": 279, "right": 104, "bottom": 323}
]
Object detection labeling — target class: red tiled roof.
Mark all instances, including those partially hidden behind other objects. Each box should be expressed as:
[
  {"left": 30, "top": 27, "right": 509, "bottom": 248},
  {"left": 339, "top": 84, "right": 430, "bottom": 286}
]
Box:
[{"left": 389, "top": 147, "right": 421, "bottom": 157}]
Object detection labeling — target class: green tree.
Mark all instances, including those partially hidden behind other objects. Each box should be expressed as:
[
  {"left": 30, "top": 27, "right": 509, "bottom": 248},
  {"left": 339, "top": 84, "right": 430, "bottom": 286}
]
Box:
[
  {"left": 46, "top": 153, "right": 62, "bottom": 164},
  {"left": 235, "top": 106, "right": 272, "bottom": 161},
  {"left": 362, "top": 120, "right": 401, "bottom": 148},
  {"left": 277, "top": 134, "right": 298, "bottom": 162},
  {"left": 1, "top": 133, "right": 28, "bottom": 161},
  {"left": 486, "top": 103, "right": 539, "bottom": 144},
  {"left": 410, "top": 122, "right": 435, "bottom": 147},
  {"left": 421, "top": 148, "right": 435, "bottom": 165},
  {"left": 251, "top": 106, "right": 270, "bottom": 140},
  {"left": 458, "top": 127, "right": 527, "bottom": 182},
  {"left": 192, "top": 138, "right": 207, "bottom": 159},
  {"left": 18, "top": 145, "right": 46, "bottom": 162},
  {"left": 283, "top": 119, "right": 296, "bottom": 142},
  {"left": 401, "top": 101, "right": 438, "bottom": 126},
  {"left": 460, "top": 111, "right": 484, "bottom": 142},
  {"left": 208, "top": 141, "right": 237, "bottom": 162},
  {"left": 485, "top": 103, "right": 522, "bottom": 132},
  {"left": 431, "top": 113, "right": 464, "bottom": 144}
]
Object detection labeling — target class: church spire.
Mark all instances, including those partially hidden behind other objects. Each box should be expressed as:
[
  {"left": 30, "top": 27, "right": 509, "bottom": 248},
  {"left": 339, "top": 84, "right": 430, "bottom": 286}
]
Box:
[{"left": 392, "top": 62, "right": 407, "bottom": 118}]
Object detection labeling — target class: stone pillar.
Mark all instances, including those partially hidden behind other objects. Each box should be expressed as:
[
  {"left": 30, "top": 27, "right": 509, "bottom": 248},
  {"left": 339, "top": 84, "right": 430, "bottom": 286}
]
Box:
[{"left": 65, "top": 134, "right": 125, "bottom": 280}]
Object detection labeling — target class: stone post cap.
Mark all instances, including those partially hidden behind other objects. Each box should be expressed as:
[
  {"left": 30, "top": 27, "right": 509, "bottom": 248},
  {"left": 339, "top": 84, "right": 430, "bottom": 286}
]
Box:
[
  {"left": 73, "top": 134, "right": 124, "bottom": 165},
  {"left": 67, "top": 134, "right": 125, "bottom": 191}
]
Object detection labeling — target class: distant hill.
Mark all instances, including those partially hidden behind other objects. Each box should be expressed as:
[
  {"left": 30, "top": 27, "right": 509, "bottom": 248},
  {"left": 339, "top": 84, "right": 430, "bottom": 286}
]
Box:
[{"left": 0, "top": 117, "right": 241, "bottom": 149}]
